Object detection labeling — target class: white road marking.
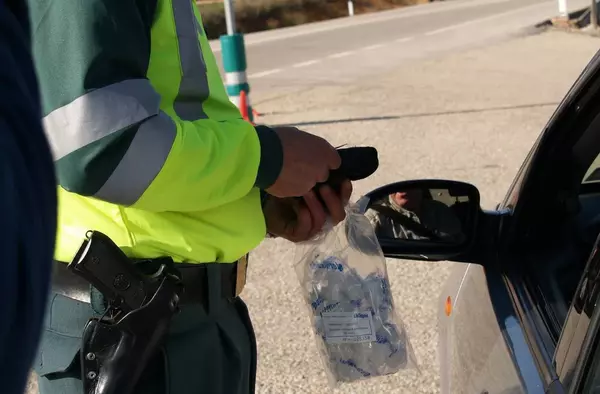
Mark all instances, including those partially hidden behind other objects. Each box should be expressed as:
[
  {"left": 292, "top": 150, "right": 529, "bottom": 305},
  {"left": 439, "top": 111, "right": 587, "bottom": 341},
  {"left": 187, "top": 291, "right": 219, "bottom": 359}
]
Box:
[
  {"left": 453, "top": 264, "right": 471, "bottom": 306},
  {"left": 424, "top": 2, "right": 547, "bottom": 36},
  {"left": 363, "top": 43, "right": 385, "bottom": 50},
  {"left": 396, "top": 36, "right": 414, "bottom": 43},
  {"left": 249, "top": 69, "right": 282, "bottom": 78},
  {"left": 328, "top": 51, "right": 354, "bottom": 59},
  {"left": 293, "top": 59, "right": 321, "bottom": 68},
  {"left": 240, "top": 0, "right": 543, "bottom": 81},
  {"left": 209, "top": 0, "right": 511, "bottom": 51}
]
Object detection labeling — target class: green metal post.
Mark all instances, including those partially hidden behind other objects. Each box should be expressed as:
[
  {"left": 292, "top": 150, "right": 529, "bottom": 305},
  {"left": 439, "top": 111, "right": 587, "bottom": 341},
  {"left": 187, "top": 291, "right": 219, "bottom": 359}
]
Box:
[
  {"left": 220, "top": 0, "right": 253, "bottom": 122},
  {"left": 220, "top": 34, "right": 252, "bottom": 122}
]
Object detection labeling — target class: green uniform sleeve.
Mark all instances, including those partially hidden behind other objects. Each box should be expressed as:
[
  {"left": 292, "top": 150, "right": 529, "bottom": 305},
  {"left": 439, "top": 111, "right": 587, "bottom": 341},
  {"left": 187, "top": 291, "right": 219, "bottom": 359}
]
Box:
[{"left": 29, "top": 0, "right": 282, "bottom": 212}]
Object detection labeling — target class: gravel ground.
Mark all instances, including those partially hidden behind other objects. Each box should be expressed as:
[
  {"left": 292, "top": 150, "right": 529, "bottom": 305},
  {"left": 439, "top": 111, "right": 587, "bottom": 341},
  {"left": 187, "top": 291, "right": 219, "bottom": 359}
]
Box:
[{"left": 25, "top": 29, "right": 600, "bottom": 394}]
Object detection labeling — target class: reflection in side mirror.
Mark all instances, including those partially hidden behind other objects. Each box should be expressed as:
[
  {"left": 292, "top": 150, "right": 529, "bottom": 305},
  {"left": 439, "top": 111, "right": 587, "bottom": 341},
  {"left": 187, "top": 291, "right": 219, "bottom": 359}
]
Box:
[{"left": 362, "top": 180, "right": 480, "bottom": 254}]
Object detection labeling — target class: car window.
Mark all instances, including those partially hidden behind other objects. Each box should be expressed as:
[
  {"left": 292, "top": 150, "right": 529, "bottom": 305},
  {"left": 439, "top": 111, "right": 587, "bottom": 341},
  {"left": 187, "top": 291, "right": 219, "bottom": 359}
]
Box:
[
  {"left": 528, "top": 105, "right": 600, "bottom": 364},
  {"left": 583, "top": 154, "right": 600, "bottom": 184},
  {"left": 552, "top": 118, "right": 600, "bottom": 390},
  {"left": 566, "top": 159, "right": 600, "bottom": 390},
  {"left": 579, "top": 324, "right": 600, "bottom": 393},
  {"left": 564, "top": 274, "right": 600, "bottom": 393}
]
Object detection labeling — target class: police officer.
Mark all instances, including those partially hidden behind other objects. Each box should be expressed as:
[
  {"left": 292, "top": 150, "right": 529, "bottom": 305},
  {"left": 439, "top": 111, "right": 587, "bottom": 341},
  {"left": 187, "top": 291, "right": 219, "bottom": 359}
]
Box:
[
  {"left": 27, "top": 0, "right": 352, "bottom": 393},
  {"left": 365, "top": 189, "right": 464, "bottom": 242}
]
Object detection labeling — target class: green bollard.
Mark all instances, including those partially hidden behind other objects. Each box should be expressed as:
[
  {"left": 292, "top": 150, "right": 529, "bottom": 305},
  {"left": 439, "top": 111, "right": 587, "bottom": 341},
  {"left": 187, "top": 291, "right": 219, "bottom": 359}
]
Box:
[{"left": 220, "top": 33, "right": 253, "bottom": 122}]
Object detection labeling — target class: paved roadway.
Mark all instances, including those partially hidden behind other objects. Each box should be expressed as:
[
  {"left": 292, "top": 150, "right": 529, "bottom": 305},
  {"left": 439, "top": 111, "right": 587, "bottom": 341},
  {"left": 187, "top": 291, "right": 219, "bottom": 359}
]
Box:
[
  {"left": 209, "top": 0, "right": 589, "bottom": 99},
  {"left": 242, "top": 30, "right": 599, "bottom": 394}
]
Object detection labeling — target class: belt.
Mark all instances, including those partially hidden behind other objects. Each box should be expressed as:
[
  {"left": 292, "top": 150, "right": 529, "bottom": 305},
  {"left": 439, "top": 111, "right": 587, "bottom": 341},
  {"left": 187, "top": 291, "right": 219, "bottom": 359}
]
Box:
[{"left": 51, "top": 255, "right": 249, "bottom": 305}]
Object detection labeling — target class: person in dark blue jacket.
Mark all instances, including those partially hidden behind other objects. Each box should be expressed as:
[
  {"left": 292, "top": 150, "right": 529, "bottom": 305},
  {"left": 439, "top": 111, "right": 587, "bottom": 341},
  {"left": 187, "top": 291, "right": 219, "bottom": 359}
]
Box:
[{"left": 0, "top": 1, "right": 58, "bottom": 393}]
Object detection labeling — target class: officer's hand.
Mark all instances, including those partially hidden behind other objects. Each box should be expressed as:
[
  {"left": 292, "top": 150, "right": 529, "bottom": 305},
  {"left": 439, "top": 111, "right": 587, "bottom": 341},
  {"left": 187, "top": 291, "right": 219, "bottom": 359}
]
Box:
[
  {"left": 263, "top": 180, "right": 353, "bottom": 243},
  {"left": 266, "top": 127, "right": 341, "bottom": 198}
]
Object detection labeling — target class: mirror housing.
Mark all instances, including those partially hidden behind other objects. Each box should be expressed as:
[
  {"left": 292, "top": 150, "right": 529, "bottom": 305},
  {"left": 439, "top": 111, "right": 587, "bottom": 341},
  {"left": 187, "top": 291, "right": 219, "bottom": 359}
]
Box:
[{"left": 357, "top": 179, "right": 483, "bottom": 262}]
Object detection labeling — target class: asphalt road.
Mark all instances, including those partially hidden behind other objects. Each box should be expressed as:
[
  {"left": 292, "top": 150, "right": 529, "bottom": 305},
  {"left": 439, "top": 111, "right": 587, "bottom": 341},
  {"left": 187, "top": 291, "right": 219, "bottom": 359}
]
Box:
[{"left": 208, "top": 0, "right": 590, "bottom": 97}]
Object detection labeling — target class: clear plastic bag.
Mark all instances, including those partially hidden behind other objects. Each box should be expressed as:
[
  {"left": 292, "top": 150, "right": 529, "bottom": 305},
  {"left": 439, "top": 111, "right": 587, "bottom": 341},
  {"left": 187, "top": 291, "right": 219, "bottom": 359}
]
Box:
[{"left": 293, "top": 202, "right": 419, "bottom": 388}]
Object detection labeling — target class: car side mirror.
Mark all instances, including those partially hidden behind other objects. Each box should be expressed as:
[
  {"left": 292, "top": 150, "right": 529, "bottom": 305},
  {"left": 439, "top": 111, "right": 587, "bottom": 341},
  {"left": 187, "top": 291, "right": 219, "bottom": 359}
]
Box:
[{"left": 357, "top": 179, "right": 482, "bottom": 262}]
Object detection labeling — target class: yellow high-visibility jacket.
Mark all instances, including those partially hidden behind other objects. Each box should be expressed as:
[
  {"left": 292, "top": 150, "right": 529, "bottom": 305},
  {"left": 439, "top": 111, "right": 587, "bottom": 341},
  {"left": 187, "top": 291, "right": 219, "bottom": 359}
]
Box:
[{"left": 28, "top": 0, "right": 282, "bottom": 264}]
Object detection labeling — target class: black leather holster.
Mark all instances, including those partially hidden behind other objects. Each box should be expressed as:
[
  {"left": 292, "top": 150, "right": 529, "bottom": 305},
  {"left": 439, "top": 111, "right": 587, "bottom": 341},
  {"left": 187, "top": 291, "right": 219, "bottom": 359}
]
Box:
[{"left": 67, "top": 230, "right": 183, "bottom": 394}]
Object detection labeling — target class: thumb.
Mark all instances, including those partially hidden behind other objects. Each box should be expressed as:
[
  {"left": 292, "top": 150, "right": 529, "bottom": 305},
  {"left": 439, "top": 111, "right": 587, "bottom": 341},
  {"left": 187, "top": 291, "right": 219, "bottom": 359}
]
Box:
[{"left": 327, "top": 146, "right": 342, "bottom": 170}]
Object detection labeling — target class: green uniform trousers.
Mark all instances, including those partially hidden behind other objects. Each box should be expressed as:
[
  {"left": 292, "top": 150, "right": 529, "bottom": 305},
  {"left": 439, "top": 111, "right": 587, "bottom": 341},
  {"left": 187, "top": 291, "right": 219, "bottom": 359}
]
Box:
[{"left": 33, "top": 265, "right": 257, "bottom": 394}]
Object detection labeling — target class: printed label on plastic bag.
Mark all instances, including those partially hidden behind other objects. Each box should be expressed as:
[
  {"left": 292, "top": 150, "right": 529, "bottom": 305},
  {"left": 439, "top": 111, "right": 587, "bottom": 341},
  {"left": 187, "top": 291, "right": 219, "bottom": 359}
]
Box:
[{"left": 322, "top": 311, "right": 376, "bottom": 344}]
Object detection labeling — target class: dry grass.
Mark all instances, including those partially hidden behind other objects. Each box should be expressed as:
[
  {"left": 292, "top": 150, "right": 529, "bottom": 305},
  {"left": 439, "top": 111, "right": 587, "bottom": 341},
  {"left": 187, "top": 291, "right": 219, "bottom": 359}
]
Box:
[{"left": 198, "top": 0, "right": 426, "bottom": 39}]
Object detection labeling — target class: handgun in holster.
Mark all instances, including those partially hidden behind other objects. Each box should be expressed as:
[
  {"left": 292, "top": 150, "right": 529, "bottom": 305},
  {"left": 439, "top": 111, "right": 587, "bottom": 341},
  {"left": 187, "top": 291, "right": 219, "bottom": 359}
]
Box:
[{"left": 67, "top": 230, "right": 184, "bottom": 394}]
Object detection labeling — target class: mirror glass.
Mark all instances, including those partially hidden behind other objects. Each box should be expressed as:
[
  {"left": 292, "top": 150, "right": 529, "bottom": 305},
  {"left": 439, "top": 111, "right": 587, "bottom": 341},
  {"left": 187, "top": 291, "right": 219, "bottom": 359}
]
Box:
[{"left": 364, "top": 183, "right": 477, "bottom": 246}]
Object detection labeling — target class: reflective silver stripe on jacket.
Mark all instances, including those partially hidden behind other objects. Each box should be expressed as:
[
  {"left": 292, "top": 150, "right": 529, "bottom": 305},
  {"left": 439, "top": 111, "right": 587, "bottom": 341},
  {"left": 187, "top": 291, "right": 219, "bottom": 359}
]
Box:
[
  {"left": 43, "top": 79, "right": 161, "bottom": 161},
  {"left": 94, "top": 112, "right": 177, "bottom": 205},
  {"left": 172, "top": 0, "right": 210, "bottom": 121},
  {"left": 42, "top": 78, "right": 176, "bottom": 206}
]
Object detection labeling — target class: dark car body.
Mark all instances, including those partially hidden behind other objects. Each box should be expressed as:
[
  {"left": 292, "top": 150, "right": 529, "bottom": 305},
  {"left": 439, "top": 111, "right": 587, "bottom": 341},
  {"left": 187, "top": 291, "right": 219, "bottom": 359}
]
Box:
[{"left": 361, "top": 48, "right": 600, "bottom": 393}]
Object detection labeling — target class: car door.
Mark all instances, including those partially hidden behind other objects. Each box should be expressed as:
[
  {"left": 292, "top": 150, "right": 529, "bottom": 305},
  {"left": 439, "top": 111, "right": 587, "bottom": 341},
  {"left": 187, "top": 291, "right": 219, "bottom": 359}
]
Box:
[
  {"left": 368, "top": 48, "right": 600, "bottom": 394},
  {"left": 445, "top": 47, "right": 600, "bottom": 394}
]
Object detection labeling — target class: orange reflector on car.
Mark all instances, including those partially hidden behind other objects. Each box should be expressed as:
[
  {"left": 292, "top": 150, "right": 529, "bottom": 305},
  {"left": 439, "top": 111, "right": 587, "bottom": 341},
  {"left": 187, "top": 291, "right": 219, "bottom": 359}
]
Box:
[{"left": 445, "top": 296, "right": 452, "bottom": 317}]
